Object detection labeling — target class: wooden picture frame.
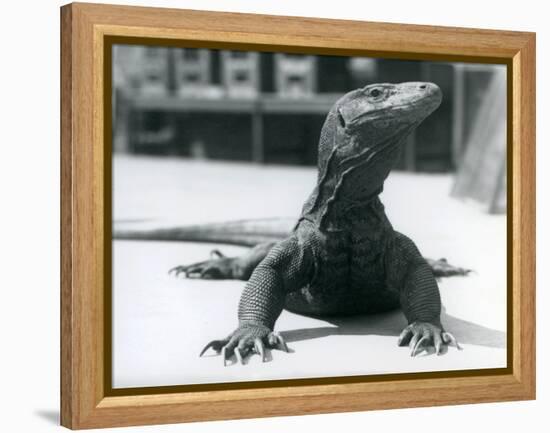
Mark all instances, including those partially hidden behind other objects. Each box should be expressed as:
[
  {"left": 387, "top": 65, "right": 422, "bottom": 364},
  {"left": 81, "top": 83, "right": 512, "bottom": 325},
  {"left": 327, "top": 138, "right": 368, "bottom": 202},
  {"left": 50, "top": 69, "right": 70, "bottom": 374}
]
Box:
[{"left": 60, "top": 2, "right": 535, "bottom": 429}]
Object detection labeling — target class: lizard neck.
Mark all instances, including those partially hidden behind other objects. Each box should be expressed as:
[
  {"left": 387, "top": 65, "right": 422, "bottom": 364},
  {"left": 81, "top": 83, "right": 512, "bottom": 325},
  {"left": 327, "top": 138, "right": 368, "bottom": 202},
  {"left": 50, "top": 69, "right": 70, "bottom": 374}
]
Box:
[
  {"left": 300, "top": 191, "right": 390, "bottom": 233},
  {"left": 299, "top": 134, "right": 402, "bottom": 232}
]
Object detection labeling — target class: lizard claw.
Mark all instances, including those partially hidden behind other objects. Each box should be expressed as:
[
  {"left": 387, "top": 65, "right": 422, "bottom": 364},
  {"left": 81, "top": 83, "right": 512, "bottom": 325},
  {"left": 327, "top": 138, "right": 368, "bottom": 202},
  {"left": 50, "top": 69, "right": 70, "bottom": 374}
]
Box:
[
  {"left": 168, "top": 264, "right": 188, "bottom": 277},
  {"left": 169, "top": 255, "right": 236, "bottom": 279},
  {"left": 199, "top": 339, "right": 228, "bottom": 357},
  {"left": 201, "top": 325, "right": 290, "bottom": 366},
  {"left": 222, "top": 346, "right": 229, "bottom": 367},
  {"left": 254, "top": 337, "right": 266, "bottom": 362},
  {"left": 169, "top": 263, "right": 208, "bottom": 278},
  {"left": 411, "top": 334, "right": 430, "bottom": 357},
  {"left": 398, "top": 322, "right": 461, "bottom": 357},
  {"left": 427, "top": 257, "right": 472, "bottom": 278},
  {"left": 268, "top": 332, "right": 289, "bottom": 353},
  {"left": 442, "top": 331, "right": 462, "bottom": 350},
  {"left": 235, "top": 348, "right": 244, "bottom": 365},
  {"left": 210, "top": 249, "right": 225, "bottom": 259}
]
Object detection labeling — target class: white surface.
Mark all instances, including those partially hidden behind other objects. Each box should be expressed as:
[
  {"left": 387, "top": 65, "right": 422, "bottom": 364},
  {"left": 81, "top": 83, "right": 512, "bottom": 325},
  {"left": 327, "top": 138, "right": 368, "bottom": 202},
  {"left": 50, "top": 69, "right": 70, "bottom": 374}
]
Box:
[
  {"left": 1, "top": 1, "right": 547, "bottom": 433},
  {"left": 113, "top": 157, "right": 507, "bottom": 388}
]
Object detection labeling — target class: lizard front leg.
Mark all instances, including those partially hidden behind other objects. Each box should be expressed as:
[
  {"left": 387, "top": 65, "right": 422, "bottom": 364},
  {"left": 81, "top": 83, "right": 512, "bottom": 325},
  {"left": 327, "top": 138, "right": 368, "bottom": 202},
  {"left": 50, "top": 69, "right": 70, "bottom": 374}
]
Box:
[
  {"left": 169, "top": 241, "right": 276, "bottom": 280},
  {"left": 200, "top": 235, "right": 313, "bottom": 365},
  {"left": 389, "top": 232, "right": 461, "bottom": 356}
]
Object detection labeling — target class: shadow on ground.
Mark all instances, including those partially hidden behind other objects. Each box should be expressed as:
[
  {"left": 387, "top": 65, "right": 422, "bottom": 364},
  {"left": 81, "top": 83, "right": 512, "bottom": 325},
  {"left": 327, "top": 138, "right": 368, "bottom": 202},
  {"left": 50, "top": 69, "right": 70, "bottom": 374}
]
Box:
[
  {"left": 281, "top": 307, "right": 506, "bottom": 350},
  {"left": 34, "top": 409, "right": 59, "bottom": 425}
]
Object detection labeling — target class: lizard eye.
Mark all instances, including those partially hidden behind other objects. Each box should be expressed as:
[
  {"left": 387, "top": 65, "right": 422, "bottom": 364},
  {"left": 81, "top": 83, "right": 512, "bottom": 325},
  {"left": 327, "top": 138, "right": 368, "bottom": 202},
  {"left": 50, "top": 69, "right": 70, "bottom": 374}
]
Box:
[{"left": 369, "top": 88, "right": 382, "bottom": 98}]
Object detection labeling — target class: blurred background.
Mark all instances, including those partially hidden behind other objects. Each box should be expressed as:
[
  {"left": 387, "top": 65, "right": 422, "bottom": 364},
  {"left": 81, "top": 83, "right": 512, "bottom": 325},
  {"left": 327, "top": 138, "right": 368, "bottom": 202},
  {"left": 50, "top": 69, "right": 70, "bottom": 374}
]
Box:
[{"left": 112, "top": 45, "right": 507, "bottom": 213}]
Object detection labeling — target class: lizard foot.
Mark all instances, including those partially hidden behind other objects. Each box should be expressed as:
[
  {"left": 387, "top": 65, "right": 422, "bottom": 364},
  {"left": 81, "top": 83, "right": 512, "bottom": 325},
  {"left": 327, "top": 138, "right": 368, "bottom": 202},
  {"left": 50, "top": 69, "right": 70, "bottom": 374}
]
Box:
[
  {"left": 169, "top": 250, "right": 236, "bottom": 279},
  {"left": 427, "top": 257, "right": 471, "bottom": 278},
  {"left": 199, "top": 324, "right": 289, "bottom": 366},
  {"left": 398, "top": 322, "right": 462, "bottom": 356}
]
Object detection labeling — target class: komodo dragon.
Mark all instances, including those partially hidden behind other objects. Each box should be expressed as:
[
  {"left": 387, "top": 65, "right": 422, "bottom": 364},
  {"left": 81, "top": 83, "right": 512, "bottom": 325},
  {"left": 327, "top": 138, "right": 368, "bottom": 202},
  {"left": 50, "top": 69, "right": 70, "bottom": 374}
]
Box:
[{"left": 115, "top": 82, "right": 470, "bottom": 365}]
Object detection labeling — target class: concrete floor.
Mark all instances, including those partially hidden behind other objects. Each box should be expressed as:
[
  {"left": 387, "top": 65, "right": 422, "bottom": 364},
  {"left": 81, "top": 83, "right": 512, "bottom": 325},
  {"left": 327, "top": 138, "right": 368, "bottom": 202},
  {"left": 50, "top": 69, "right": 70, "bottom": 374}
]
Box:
[{"left": 112, "top": 155, "right": 507, "bottom": 388}]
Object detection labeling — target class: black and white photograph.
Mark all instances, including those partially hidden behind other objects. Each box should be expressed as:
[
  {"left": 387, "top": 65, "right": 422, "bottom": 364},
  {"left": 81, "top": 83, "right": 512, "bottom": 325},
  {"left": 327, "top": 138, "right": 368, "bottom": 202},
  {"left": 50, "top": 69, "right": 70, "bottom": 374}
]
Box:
[{"left": 111, "top": 44, "right": 507, "bottom": 389}]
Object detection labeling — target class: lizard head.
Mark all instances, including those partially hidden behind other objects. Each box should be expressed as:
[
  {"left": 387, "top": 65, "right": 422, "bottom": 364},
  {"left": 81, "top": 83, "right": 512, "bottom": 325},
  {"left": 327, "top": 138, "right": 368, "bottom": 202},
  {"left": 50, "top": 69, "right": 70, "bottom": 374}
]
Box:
[
  {"left": 302, "top": 82, "right": 442, "bottom": 230},
  {"left": 322, "top": 81, "right": 442, "bottom": 177}
]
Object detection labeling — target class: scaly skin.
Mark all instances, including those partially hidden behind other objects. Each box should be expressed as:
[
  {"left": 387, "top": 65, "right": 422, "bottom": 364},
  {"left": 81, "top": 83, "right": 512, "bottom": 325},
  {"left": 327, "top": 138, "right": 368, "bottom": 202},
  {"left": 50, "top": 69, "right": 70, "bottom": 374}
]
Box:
[{"left": 173, "top": 82, "right": 464, "bottom": 364}]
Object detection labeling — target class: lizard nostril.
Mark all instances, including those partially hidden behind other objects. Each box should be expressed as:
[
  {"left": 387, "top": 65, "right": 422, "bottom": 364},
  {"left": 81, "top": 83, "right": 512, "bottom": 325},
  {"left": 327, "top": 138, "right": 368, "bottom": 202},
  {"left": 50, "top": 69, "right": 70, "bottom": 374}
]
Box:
[{"left": 419, "top": 84, "right": 427, "bottom": 90}]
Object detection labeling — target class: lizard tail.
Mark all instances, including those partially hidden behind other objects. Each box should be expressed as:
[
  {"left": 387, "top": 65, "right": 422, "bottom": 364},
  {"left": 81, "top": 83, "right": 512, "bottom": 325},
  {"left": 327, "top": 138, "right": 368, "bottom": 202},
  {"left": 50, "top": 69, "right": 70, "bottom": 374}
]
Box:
[{"left": 112, "top": 217, "right": 295, "bottom": 247}]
